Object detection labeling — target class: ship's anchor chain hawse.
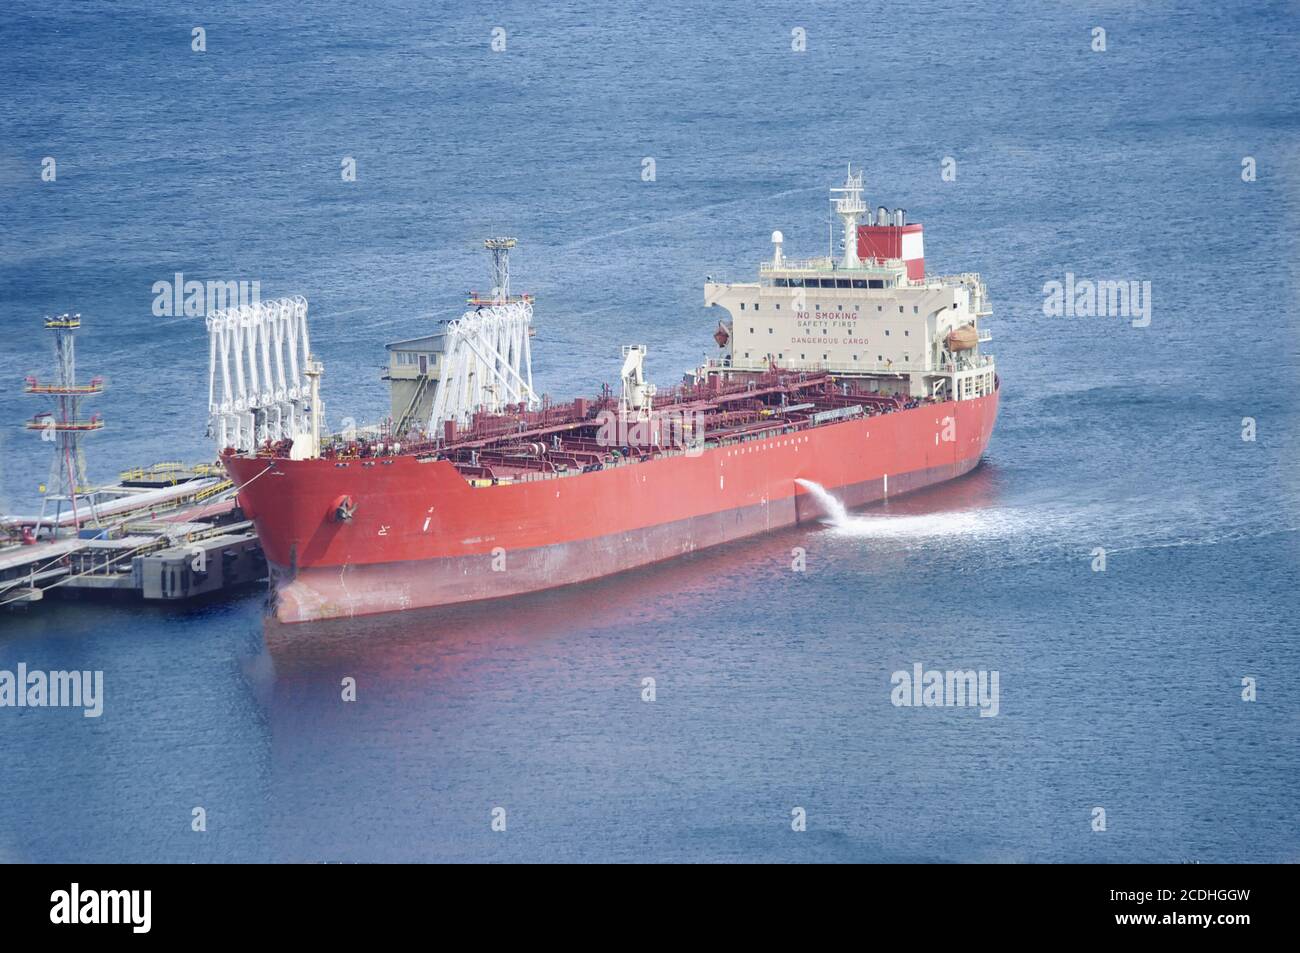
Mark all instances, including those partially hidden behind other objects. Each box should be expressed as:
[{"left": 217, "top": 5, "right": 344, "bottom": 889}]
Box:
[{"left": 332, "top": 495, "right": 355, "bottom": 522}]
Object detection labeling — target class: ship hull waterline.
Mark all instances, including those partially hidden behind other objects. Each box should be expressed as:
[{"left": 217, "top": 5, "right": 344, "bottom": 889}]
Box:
[{"left": 224, "top": 388, "right": 998, "bottom": 623}]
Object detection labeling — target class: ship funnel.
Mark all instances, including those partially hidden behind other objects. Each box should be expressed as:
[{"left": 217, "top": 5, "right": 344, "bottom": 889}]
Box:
[
  {"left": 771, "top": 230, "right": 784, "bottom": 267},
  {"left": 876, "top": 206, "right": 888, "bottom": 226},
  {"left": 893, "top": 208, "right": 906, "bottom": 227}
]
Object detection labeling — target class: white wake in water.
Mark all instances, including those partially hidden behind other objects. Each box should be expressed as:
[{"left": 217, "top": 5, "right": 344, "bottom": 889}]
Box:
[
  {"left": 793, "top": 478, "right": 1299, "bottom": 557},
  {"left": 794, "top": 478, "right": 1036, "bottom": 543}
]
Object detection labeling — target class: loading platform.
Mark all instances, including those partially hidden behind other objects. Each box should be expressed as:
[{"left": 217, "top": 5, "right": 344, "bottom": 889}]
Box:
[{"left": 0, "top": 462, "right": 265, "bottom": 611}]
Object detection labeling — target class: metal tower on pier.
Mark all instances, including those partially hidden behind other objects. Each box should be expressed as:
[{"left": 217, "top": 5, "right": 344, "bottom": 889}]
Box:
[{"left": 24, "top": 314, "right": 105, "bottom": 537}]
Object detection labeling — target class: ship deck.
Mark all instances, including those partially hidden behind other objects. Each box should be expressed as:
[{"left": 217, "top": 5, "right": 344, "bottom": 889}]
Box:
[{"left": 246, "top": 368, "right": 961, "bottom": 487}]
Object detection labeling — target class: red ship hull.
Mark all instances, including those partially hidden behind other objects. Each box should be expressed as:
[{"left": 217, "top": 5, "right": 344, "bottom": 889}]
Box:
[{"left": 224, "top": 387, "right": 999, "bottom": 623}]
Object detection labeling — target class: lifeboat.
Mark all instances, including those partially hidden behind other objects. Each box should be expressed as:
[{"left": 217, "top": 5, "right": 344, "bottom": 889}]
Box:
[{"left": 946, "top": 324, "right": 978, "bottom": 351}]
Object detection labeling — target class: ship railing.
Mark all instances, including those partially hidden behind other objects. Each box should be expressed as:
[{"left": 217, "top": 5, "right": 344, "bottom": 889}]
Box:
[
  {"left": 758, "top": 257, "right": 835, "bottom": 273},
  {"left": 706, "top": 357, "right": 931, "bottom": 376},
  {"left": 705, "top": 355, "right": 994, "bottom": 377}
]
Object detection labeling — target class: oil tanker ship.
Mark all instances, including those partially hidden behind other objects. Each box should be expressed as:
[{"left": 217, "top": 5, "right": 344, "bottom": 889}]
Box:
[{"left": 218, "top": 170, "right": 999, "bottom": 622}]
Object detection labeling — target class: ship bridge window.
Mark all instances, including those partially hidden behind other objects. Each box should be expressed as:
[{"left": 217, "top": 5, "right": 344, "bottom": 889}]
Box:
[
  {"left": 852, "top": 279, "right": 867, "bottom": 289},
  {"left": 869, "top": 279, "right": 884, "bottom": 289},
  {"left": 787, "top": 278, "right": 804, "bottom": 287},
  {"left": 818, "top": 278, "right": 836, "bottom": 288},
  {"left": 836, "top": 279, "right": 851, "bottom": 288},
  {"left": 774, "top": 278, "right": 789, "bottom": 287}
]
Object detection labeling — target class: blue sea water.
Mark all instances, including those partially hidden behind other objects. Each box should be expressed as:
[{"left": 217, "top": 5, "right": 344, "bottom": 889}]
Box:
[{"left": 1, "top": 0, "right": 1298, "bottom": 862}]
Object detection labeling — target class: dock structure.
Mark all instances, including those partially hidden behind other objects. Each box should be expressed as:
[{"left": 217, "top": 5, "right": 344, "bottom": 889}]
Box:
[
  {"left": 0, "top": 472, "right": 266, "bottom": 608},
  {"left": 1, "top": 314, "right": 266, "bottom": 608},
  {"left": 2, "top": 315, "right": 266, "bottom": 610}
]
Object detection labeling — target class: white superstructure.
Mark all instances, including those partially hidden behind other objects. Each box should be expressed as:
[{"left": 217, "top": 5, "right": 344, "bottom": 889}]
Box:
[{"left": 703, "top": 169, "right": 995, "bottom": 403}]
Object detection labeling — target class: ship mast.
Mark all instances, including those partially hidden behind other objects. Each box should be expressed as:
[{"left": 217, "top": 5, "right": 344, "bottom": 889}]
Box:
[
  {"left": 830, "top": 164, "right": 867, "bottom": 269},
  {"left": 484, "top": 237, "right": 516, "bottom": 305},
  {"left": 428, "top": 238, "right": 539, "bottom": 438}
]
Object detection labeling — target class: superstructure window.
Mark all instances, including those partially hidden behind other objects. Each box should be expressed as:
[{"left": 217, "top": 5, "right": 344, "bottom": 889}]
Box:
[
  {"left": 740, "top": 303, "right": 745, "bottom": 310},
  {"left": 836, "top": 279, "right": 850, "bottom": 288},
  {"left": 852, "top": 279, "right": 867, "bottom": 289},
  {"left": 774, "top": 278, "right": 789, "bottom": 287},
  {"left": 869, "top": 279, "right": 884, "bottom": 289}
]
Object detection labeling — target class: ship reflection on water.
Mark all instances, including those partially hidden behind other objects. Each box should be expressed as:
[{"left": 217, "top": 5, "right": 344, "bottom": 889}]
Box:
[{"left": 241, "top": 461, "right": 1017, "bottom": 861}]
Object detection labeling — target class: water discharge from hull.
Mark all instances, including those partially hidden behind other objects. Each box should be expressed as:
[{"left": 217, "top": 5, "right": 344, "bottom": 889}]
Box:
[
  {"left": 795, "top": 478, "right": 851, "bottom": 525},
  {"left": 796, "top": 476, "right": 1027, "bottom": 543}
]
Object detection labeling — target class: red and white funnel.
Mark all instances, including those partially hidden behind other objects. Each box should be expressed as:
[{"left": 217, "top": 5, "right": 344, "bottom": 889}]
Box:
[{"left": 858, "top": 210, "right": 925, "bottom": 281}]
